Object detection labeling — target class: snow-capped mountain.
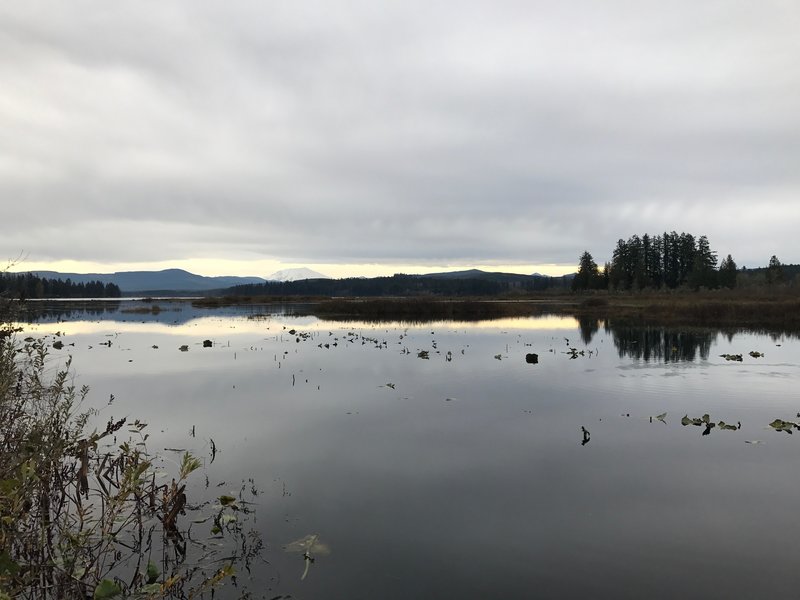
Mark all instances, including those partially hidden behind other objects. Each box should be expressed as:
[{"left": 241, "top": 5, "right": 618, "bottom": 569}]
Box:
[{"left": 266, "top": 268, "right": 330, "bottom": 282}]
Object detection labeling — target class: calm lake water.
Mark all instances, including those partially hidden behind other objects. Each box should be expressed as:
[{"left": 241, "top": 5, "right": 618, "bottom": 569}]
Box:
[{"left": 16, "top": 301, "right": 800, "bottom": 599}]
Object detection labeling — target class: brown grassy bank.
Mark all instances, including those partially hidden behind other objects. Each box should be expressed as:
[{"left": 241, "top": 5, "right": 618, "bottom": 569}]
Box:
[
  {"left": 188, "top": 288, "right": 800, "bottom": 329},
  {"left": 304, "top": 292, "right": 800, "bottom": 329},
  {"left": 310, "top": 298, "right": 559, "bottom": 322},
  {"left": 568, "top": 293, "right": 800, "bottom": 328},
  {"left": 191, "top": 295, "right": 328, "bottom": 307}
]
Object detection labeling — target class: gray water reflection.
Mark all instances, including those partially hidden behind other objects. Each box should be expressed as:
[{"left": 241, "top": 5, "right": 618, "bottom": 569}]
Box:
[
  {"left": 19, "top": 298, "right": 315, "bottom": 326},
  {"left": 15, "top": 303, "right": 800, "bottom": 599}
]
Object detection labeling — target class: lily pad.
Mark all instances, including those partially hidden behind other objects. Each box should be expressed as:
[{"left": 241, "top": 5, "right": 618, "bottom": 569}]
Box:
[{"left": 769, "top": 419, "right": 797, "bottom": 434}]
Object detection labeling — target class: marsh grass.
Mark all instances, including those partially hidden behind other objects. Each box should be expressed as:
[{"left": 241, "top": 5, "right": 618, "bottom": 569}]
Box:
[
  {"left": 311, "top": 298, "right": 552, "bottom": 321},
  {"left": 191, "top": 295, "right": 325, "bottom": 308},
  {"left": 0, "top": 301, "right": 261, "bottom": 599},
  {"left": 570, "top": 291, "right": 800, "bottom": 328},
  {"left": 301, "top": 291, "right": 800, "bottom": 329}
]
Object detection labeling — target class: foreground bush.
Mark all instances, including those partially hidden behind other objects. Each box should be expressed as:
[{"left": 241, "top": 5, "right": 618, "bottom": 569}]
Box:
[{"left": 0, "top": 304, "right": 259, "bottom": 599}]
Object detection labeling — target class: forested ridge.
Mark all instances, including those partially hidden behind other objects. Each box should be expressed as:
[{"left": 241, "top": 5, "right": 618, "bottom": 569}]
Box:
[
  {"left": 223, "top": 272, "right": 569, "bottom": 297},
  {"left": 0, "top": 272, "right": 121, "bottom": 299}
]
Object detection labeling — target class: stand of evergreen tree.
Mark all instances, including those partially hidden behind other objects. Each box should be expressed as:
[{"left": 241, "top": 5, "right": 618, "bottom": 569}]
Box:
[
  {"left": 0, "top": 273, "right": 121, "bottom": 299},
  {"left": 572, "top": 251, "right": 605, "bottom": 291},
  {"left": 766, "top": 255, "right": 785, "bottom": 285},
  {"left": 573, "top": 232, "right": 740, "bottom": 291}
]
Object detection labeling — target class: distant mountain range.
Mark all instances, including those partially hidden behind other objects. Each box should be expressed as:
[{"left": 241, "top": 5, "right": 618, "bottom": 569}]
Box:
[
  {"left": 24, "top": 269, "right": 266, "bottom": 294},
  {"left": 18, "top": 267, "right": 569, "bottom": 296}
]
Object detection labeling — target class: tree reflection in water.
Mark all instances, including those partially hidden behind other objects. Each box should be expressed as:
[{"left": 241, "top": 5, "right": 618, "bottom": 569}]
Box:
[{"left": 578, "top": 317, "right": 716, "bottom": 362}]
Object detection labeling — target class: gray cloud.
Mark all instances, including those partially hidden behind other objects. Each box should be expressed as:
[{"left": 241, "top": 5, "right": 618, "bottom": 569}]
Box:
[{"left": 1, "top": 0, "right": 798, "bottom": 270}]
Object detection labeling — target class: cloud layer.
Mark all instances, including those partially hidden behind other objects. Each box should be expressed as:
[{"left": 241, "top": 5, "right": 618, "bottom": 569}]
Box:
[{"left": 2, "top": 1, "right": 798, "bottom": 272}]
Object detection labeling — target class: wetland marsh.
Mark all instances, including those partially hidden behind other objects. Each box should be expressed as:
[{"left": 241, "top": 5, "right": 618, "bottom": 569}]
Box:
[{"left": 14, "top": 300, "right": 800, "bottom": 599}]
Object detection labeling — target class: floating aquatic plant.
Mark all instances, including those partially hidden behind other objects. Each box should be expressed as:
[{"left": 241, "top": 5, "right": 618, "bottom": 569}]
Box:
[{"left": 284, "top": 534, "right": 330, "bottom": 580}]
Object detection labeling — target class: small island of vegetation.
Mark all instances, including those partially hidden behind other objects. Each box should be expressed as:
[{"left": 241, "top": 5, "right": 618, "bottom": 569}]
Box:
[{"left": 0, "top": 295, "right": 259, "bottom": 599}]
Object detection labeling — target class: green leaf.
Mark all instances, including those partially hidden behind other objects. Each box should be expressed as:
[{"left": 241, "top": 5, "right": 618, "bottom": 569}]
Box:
[
  {"left": 769, "top": 419, "right": 797, "bottom": 433},
  {"left": 179, "top": 452, "right": 202, "bottom": 480},
  {"left": 94, "top": 579, "right": 123, "bottom": 599},
  {"left": 0, "top": 551, "right": 20, "bottom": 577},
  {"left": 20, "top": 459, "right": 37, "bottom": 480},
  {"left": 137, "top": 583, "right": 162, "bottom": 596},
  {"left": 146, "top": 561, "right": 159, "bottom": 584},
  {"left": 0, "top": 479, "right": 20, "bottom": 494}
]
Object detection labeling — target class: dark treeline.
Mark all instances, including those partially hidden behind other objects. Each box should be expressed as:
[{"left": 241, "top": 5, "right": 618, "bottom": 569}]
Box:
[
  {"left": 573, "top": 231, "right": 790, "bottom": 292},
  {"left": 739, "top": 260, "right": 800, "bottom": 287},
  {"left": 225, "top": 273, "right": 566, "bottom": 297},
  {"left": 0, "top": 272, "right": 121, "bottom": 299}
]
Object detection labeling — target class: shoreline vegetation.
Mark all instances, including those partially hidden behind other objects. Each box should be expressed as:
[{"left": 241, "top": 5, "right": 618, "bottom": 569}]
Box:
[
  {"left": 0, "top": 298, "right": 259, "bottom": 599},
  {"left": 314, "top": 294, "right": 800, "bottom": 329},
  {"left": 189, "top": 290, "right": 800, "bottom": 329}
]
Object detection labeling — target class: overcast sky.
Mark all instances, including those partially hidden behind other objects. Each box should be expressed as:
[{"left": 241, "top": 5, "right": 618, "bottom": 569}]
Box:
[{"left": 1, "top": 1, "right": 798, "bottom": 277}]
